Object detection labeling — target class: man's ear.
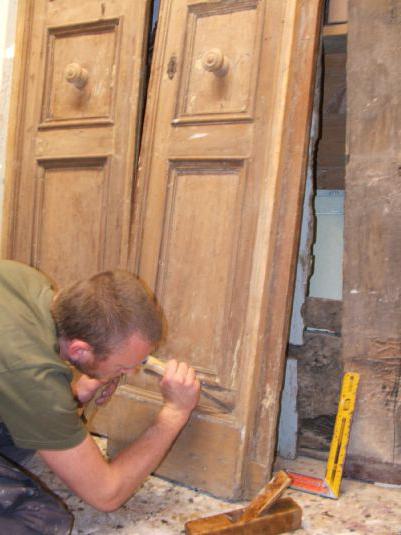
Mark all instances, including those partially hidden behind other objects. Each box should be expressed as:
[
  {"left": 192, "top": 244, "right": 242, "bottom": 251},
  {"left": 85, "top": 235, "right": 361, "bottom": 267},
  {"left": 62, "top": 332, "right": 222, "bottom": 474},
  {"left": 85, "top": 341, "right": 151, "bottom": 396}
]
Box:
[{"left": 66, "top": 339, "right": 94, "bottom": 364}]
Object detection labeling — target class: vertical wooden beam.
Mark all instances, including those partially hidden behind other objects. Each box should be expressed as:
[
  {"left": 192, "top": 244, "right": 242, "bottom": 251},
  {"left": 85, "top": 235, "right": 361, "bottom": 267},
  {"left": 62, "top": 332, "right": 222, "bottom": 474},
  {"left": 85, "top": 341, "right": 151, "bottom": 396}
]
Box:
[
  {"left": 244, "top": 0, "right": 323, "bottom": 497},
  {"left": 278, "top": 58, "right": 322, "bottom": 460},
  {"left": 343, "top": 0, "right": 401, "bottom": 484}
]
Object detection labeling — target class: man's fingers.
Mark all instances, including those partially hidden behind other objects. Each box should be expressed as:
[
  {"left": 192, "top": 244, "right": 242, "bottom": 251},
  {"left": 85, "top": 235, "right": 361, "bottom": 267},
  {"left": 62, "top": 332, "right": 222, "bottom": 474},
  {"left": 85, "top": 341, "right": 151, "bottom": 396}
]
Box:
[
  {"left": 161, "top": 359, "right": 197, "bottom": 385},
  {"left": 185, "top": 366, "right": 196, "bottom": 385},
  {"left": 176, "top": 361, "right": 190, "bottom": 381},
  {"left": 160, "top": 358, "right": 200, "bottom": 415},
  {"left": 163, "top": 358, "right": 178, "bottom": 380},
  {"left": 163, "top": 360, "right": 196, "bottom": 385}
]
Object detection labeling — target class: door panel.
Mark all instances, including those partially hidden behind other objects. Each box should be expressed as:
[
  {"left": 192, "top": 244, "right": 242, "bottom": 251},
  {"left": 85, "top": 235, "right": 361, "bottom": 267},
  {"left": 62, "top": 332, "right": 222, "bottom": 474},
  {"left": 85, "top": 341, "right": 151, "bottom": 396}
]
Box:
[
  {"left": 33, "top": 158, "right": 108, "bottom": 283},
  {"left": 100, "top": 0, "right": 322, "bottom": 499},
  {"left": 3, "top": 0, "right": 151, "bottom": 285},
  {"left": 174, "top": 2, "right": 261, "bottom": 122},
  {"left": 43, "top": 19, "right": 120, "bottom": 125},
  {"left": 157, "top": 160, "right": 248, "bottom": 384}
]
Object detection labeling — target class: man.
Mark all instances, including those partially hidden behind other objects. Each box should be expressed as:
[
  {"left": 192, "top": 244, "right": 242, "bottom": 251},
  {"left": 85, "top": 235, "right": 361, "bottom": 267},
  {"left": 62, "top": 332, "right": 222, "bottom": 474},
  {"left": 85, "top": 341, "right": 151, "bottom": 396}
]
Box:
[{"left": 0, "top": 260, "right": 200, "bottom": 533}]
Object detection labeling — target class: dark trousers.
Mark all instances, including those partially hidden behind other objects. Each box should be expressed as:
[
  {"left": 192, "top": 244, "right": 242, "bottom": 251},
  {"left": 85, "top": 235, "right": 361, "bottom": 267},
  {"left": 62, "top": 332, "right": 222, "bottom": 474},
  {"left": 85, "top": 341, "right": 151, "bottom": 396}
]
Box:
[{"left": 0, "top": 423, "right": 73, "bottom": 534}]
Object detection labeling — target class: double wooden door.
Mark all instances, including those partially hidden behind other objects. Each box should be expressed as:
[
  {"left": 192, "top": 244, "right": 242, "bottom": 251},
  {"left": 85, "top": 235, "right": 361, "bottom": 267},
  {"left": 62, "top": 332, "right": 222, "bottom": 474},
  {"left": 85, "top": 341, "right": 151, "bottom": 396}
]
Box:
[{"left": 3, "top": 0, "right": 322, "bottom": 498}]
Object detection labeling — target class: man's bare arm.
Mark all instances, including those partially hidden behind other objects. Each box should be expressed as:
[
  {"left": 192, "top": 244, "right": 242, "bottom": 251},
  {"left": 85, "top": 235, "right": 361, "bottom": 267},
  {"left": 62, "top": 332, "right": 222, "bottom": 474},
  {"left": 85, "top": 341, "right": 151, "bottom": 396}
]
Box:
[{"left": 39, "top": 360, "right": 200, "bottom": 512}]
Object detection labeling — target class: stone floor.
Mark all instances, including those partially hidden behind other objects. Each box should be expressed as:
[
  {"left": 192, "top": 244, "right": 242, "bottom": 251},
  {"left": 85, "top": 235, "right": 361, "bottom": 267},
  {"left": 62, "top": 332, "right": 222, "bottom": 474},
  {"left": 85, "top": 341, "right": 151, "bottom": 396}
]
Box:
[{"left": 25, "top": 438, "right": 401, "bottom": 535}]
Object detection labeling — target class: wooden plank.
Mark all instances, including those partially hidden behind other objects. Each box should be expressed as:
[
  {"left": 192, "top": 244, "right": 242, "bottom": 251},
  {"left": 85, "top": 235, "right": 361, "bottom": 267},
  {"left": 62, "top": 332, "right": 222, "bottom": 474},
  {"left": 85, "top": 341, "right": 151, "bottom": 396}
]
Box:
[
  {"left": 316, "top": 51, "right": 346, "bottom": 189},
  {"left": 343, "top": 0, "right": 401, "bottom": 481},
  {"left": 316, "top": 167, "right": 345, "bottom": 189},
  {"left": 345, "top": 457, "right": 401, "bottom": 485},
  {"left": 303, "top": 297, "right": 342, "bottom": 332},
  {"left": 343, "top": 357, "right": 401, "bottom": 484},
  {"left": 1, "top": 0, "right": 34, "bottom": 257}
]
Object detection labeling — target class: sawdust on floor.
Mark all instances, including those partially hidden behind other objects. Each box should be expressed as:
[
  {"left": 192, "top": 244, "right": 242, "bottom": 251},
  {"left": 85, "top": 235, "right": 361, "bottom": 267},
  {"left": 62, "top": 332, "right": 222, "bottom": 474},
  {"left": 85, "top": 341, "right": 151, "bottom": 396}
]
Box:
[{"left": 24, "top": 437, "right": 401, "bottom": 535}]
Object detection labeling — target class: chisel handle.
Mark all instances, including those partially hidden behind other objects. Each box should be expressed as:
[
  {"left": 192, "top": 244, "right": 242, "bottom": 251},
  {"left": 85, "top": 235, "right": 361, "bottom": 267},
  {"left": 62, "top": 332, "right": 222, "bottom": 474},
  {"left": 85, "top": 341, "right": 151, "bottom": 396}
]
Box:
[{"left": 143, "top": 355, "right": 226, "bottom": 390}]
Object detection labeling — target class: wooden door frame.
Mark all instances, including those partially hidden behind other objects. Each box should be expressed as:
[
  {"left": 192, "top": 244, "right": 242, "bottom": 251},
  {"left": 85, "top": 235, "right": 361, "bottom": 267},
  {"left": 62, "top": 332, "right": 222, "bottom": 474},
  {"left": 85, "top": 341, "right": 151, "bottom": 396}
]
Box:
[
  {"left": 242, "top": 0, "right": 323, "bottom": 496},
  {"left": 2, "top": 0, "right": 33, "bottom": 258}
]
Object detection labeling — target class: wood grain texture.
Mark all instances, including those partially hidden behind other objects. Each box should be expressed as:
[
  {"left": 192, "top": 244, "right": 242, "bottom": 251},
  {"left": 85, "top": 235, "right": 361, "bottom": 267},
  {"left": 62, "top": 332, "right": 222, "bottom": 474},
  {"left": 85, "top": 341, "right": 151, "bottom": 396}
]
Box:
[
  {"left": 237, "top": 471, "right": 291, "bottom": 523},
  {"left": 185, "top": 497, "right": 302, "bottom": 535},
  {"left": 97, "top": 391, "right": 242, "bottom": 499},
  {"left": 1, "top": 0, "right": 34, "bottom": 259},
  {"left": 98, "top": 0, "right": 323, "bottom": 500},
  {"left": 343, "top": 0, "right": 401, "bottom": 481},
  {"left": 316, "top": 51, "right": 346, "bottom": 189},
  {"left": 2, "top": 0, "right": 151, "bottom": 285},
  {"left": 243, "top": 0, "right": 323, "bottom": 498}
]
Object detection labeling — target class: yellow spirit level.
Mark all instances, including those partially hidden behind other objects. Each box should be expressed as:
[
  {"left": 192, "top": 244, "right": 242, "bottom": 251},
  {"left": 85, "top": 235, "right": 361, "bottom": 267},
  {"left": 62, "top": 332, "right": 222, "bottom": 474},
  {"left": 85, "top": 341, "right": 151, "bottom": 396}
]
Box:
[{"left": 287, "top": 371, "right": 360, "bottom": 499}]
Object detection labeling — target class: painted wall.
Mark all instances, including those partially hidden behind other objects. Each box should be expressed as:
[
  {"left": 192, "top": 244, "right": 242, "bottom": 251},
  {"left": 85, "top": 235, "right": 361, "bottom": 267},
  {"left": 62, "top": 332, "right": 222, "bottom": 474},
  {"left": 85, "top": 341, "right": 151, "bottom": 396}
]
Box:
[
  {"left": 309, "top": 190, "right": 344, "bottom": 300},
  {"left": 0, "top": 0, "right": 18, "bottom": 251}
]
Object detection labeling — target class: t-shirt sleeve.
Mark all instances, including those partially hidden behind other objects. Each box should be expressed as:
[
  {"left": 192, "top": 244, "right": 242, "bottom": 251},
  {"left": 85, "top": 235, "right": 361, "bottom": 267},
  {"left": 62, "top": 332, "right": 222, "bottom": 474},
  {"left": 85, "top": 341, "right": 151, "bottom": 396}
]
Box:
[{"left": 0, "top": 365, "right": 88, "bottom": 450}]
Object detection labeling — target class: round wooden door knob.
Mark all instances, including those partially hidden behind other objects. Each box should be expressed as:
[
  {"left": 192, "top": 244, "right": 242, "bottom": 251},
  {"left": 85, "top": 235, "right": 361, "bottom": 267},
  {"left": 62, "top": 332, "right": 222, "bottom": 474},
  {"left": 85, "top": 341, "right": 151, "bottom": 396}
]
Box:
[
  {"left": 65, "top": 63, "right": 88, "bottom": 89},
  {"left": 202, "top": 48, "right": 229, "bottom": 77}
]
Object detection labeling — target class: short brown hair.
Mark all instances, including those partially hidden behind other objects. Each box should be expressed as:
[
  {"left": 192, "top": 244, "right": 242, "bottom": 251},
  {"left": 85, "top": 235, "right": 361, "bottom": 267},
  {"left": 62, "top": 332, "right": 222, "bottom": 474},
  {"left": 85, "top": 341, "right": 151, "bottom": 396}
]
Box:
[{"left": 51, "top": 270, "right": 163, "bottom": 357}]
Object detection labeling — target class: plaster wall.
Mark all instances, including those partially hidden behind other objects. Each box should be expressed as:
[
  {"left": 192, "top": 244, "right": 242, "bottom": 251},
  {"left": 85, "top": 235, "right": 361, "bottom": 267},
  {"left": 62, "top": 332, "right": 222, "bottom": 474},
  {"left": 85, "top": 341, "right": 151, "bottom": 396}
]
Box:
[{"left": 309, "top": 189, "right": 344, "bottom": 300}]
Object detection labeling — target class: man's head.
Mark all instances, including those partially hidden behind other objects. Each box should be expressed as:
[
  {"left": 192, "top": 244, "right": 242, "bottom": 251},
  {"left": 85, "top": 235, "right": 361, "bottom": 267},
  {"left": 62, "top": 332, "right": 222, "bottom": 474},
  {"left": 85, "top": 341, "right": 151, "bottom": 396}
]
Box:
[{"left": 52, "top": 270, "right": 163, "bottom": 379}]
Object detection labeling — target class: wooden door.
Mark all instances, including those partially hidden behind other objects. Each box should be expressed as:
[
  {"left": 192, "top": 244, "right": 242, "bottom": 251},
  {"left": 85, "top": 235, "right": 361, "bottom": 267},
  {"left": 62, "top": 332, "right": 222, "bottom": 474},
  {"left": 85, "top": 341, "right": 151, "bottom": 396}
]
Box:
[
  {"left": 100, "top": 0, "right": 322, "bottom": 499},
  {"left": 2, "top": 0, "right": 151, "bottom": 285}
]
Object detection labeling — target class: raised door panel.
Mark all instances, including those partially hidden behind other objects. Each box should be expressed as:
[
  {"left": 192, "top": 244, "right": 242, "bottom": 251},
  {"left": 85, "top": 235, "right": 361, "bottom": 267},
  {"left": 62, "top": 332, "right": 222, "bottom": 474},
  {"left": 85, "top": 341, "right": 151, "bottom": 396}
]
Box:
[
  {"left": 156, "top": 160, "right": 248, "bottom": 390},
  {"left": 174, "top": 1, "right": 262, "bottom": 123},
  {"left": 33, "top": 158, "right": 108, "bottom": 283},
  {"left": 42, "top": 19, "right": 120, "bottom": 126},
  {"left": 3, "top": 0, "right": 151, "bottom": 286},
  {"left": 101, "top": 0, "right": 322, "bottom": 499}
]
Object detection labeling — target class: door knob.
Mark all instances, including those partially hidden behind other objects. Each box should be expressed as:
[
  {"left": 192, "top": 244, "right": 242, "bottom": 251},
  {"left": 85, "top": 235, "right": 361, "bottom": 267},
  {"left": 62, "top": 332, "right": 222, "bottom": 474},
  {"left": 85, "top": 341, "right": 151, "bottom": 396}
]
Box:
[
  {"left": 202, "top": 48, "right": 229, "bottom": 77},
  {"left": 65, "top": 63, "right": 88, "bottom": 89}
]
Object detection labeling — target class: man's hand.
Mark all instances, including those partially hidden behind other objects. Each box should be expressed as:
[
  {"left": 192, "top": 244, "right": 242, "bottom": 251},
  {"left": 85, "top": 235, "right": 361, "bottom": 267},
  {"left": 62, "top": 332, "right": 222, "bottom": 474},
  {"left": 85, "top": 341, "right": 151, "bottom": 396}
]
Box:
[
  {"left": 73, "top": 375, "right": 120, "bottom": 405},
  {"left": 159, "top": 359, "right": 200, "bottom": 426}
]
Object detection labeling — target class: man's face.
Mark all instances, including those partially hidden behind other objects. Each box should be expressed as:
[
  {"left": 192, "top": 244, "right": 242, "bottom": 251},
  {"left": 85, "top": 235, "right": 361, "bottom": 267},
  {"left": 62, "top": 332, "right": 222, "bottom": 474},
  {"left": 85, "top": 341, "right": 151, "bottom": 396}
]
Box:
[{"left": 75, "top": 332, "right": 154, "bottom": 381}]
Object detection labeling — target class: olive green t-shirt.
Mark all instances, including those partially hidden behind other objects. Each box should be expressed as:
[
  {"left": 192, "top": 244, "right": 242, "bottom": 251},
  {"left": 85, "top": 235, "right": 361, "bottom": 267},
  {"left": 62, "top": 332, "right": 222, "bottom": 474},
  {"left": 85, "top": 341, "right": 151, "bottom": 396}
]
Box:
[{"left": 0, "top": 260, "right": 87, "bottom": 450}]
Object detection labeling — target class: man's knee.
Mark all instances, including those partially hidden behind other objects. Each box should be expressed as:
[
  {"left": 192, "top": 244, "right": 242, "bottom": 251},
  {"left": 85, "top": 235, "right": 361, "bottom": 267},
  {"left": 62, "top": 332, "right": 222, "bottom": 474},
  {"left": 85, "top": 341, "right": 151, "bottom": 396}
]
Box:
[{"left": 0, "top": 455, "right": 73, "bottom": 534}]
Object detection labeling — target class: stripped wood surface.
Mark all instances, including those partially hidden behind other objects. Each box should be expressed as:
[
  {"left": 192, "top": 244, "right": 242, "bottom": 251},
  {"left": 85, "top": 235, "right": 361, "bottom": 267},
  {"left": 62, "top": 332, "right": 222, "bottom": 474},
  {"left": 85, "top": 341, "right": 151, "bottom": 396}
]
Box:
[
  {"left": 100, "top": 0, "right": 323, "bottom": 499},
  {"left": 2, "top": 0, "right": 151, "bottom": 285},
  {"left": 343, "top": 0, "right": 401, "bottom": 484}
]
